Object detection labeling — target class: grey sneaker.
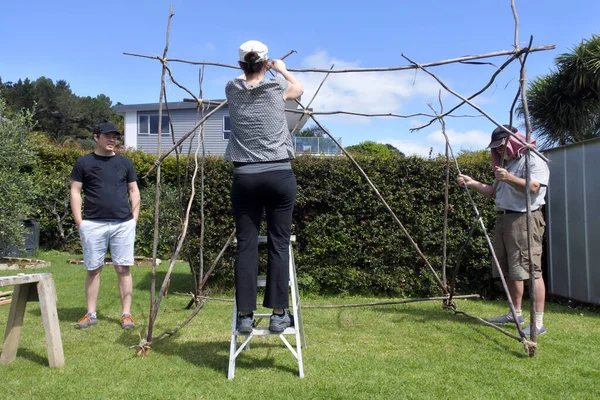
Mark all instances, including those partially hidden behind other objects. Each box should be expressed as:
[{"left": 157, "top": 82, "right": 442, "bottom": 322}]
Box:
[
  {"left": 486, "top": 313, "right": 525, "bottom": 324},
  {"left": 75, "top": 313, "right": 97, "bottom": 329},
  {"left": 237, "top": 313, "right": 254, "bottom": 334},
  {"left": 269, "top": 310, "right": 292, "bottom": 333},
  {"left": 522, "top": 325, "right": 547, "bottom": 337}
]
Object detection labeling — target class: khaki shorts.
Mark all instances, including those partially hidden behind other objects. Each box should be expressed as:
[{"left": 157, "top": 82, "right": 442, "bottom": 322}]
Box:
[{"left": 492, "top": 210, "right": 545, "bottom": 280}]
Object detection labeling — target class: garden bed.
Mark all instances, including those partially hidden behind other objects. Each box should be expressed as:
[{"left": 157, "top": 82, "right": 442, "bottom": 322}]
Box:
[{"left": 0, "top": 257, "right": 51, "bottom": 270}]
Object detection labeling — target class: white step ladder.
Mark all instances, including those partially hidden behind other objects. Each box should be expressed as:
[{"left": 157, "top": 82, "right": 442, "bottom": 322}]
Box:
[{"left": 228, "top": 235, "right": 305, "bottom": 379}]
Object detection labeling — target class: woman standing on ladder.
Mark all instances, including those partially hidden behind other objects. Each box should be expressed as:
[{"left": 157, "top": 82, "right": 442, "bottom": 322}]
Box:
[{"left": 225, "top": 40, "right": 303, "bottom": 334}]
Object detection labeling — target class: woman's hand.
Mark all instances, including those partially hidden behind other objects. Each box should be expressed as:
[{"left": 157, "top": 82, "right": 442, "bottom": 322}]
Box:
[{"left": 271, "top": 60, "right": 287, "bottom": 74}]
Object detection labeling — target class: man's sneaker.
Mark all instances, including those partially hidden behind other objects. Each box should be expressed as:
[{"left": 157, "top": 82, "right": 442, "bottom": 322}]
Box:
[
  {"left": 523, "top": 325, "right": 547, "bottom": 337},
  {"left": 486, "top": 313, "right": 525, "bottom": 324},
  {"left": 237, "top": 313, "right": 254, "bottom": 334},
  {"left": 120, "top": 314, "right": 136, "bottom": 329},
  {"left": 75, "top": 313, "right": 97, "bottom": 329},
  {"left": 269, "top": 310, "right": 293, "bottom": 333}
]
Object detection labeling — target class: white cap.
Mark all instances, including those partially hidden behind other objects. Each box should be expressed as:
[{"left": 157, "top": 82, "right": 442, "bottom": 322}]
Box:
[{"left": 238, "top": 40, "right": 269, "bottom": 63}]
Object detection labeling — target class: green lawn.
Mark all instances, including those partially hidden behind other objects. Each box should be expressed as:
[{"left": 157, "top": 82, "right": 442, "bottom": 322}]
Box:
[{"left": 1, "top": 250, "right": 599, "bottom": 399}]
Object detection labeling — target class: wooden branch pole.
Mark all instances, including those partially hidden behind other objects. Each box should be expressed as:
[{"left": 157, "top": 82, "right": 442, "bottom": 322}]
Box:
[
  {"left": 290, "top": 64, "right": 335, "bottom": 135},
  {"left": 303, "top": 294, "right": 480, "bottom": 309},
  {"left": 127, "top": 1, "right": 551, "bottom": 355},
  {"left": 402, "top": 53, "right": 549, "bottom": 163},
  {"left": 150, "top": 230, "right": 235, "bottom": 342},
  {"left": 124, "top": 45, "right": 555, "bottom": 73},
  {"left": 142, "top": 5, "right": 173, "bottom": 354},
  {"left": 516, "top": 32, "right": 540, "bottom": 353},
  {"left": 425, "top": 96, "right": 526, "bottom": 342},
  {"left": 411, "top": 52, "right": 527, "bottom": 132}
]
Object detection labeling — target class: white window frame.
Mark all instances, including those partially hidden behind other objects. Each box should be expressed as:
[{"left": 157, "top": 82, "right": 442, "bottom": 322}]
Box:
[
  {"left": 138, "top": 114, "right": 171, "bottom": 135},
  {"left": 223, "top": 115, "right": 231, "bottom": 140}
]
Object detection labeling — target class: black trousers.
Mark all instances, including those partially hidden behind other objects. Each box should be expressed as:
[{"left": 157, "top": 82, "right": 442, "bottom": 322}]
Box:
[{"left": 231, "top": 170, "right": 297, "bottom": 311}]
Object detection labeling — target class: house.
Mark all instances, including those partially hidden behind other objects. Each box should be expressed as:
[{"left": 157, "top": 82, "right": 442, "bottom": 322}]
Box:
[{"left": 113, "top": 100, "right": 310, "bottom": 155}]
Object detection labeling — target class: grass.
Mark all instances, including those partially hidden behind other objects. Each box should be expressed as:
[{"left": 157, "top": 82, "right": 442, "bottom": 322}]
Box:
[{"left": 1, "top": 250, "right": 599, "bottom": 399}]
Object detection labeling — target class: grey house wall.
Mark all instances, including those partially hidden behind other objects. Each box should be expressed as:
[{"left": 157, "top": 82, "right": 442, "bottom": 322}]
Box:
[
  {"left": 545, "top": 137, "right": 600, "bottom": 304},
  {"left": 137, "top": 107, "right": 229, "bottom": 155}
]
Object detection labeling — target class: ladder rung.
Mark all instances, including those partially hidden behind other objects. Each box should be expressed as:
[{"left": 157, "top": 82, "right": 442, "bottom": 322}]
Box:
[
  {"left": 256, "top": 235, "right": 296, "bottom": 243},
  {"left": 257, "top": 276, "right": 292, "bottom": 287},
  {"left": 257, "top": 276, "right": 266, "bottom": 287},
  {"left": 235, "top": 327, "right": 296, "bottom": 336}
]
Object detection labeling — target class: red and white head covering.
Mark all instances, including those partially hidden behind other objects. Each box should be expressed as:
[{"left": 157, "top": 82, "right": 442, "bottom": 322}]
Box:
[{"left": 488, "top": 125, "right": 536, "bottom": 168}]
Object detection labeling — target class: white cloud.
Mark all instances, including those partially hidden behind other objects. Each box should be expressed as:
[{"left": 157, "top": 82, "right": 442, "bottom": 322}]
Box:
[
  {"left": 427, "top": 128, "right": 489, "bottom": 149},
  {"left": 298, "top": 51, "right": 442, "bottom": 122}
]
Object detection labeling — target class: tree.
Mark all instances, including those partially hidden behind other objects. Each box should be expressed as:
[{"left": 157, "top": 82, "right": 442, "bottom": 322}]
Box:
[
  {"left": 0, "top": 96, "right": 39, "bottom": 255},
  {"left": 524, "top": 34, "right": 600, "bottom": 148},
  {"left": 295, "top": 124, "right": 326, "bottom": 137},
  {"left": 346, "top": 141, "right": 404, "bottom": 158},
  {"left": 383, "top": 143, "right": 405, "bottom": 157},
  {"left": 0, "top": 76, "right": 119, "bottom": 147}
]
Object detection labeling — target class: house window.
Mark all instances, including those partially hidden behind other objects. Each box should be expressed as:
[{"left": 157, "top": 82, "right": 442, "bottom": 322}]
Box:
[
  {"left": 138, "top": 114, "right": 170, "bottom": 135},
  {"left": 223, "top": 115, "right": 231, "bottom": 140}
]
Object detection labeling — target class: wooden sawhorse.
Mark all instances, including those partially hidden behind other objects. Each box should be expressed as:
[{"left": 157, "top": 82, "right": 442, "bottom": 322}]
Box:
[{"left": 0, "top": 273, "right": 64, "bottom": 367}]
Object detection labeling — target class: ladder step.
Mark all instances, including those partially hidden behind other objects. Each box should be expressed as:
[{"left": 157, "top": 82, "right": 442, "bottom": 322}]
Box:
[
  {"left": 235, "top": 327, "right": 296, "bottom": 336},
  {"left": 255, "top": 235, "right": 296, "bottom": 243},
  {"left": 257, "top": 276, "right": 292, "bottom": 287}
]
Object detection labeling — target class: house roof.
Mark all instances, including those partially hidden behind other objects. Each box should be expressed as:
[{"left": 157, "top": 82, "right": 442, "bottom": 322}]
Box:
[
  {"left": 113, "top": 100, "right": 224, "bottom": 113},
  {"left": 113, "top": 98, "right": 303, "bottom": 113}
]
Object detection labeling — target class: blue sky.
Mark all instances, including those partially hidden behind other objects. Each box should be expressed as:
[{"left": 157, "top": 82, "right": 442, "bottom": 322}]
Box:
[{"left": 2, "top": 0, "right": 598, "bottom": 156}]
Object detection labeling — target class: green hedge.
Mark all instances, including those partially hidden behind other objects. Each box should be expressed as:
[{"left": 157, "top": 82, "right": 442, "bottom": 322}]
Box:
[{"left": 33, "top": 146, "right": 503, "bottom": 297}]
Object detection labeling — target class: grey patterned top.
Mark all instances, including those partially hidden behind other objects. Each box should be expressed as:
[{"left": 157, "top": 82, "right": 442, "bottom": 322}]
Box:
[{"left": 224, "top": 75, "right": 295, "bottom": 162}]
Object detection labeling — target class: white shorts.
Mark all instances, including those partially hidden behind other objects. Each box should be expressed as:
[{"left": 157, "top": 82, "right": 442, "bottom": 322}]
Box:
[{"left": 79, "top": 219, "right": 136, "bottom": 271}]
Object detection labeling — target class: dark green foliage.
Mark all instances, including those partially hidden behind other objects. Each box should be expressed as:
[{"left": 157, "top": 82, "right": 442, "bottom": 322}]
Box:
[
  {"left": 32, "top": 147, "right": 505, "bottom": 298},
  {"left": 384, "top": 143, "right": 405, "bottom": 157},
  {"left": 523, "top": 34, "right": 600, "bottom": 148},
  {"left": 295, "top": 124, "right": 325, "bottom": 137},
  {"left": 0, "top": 97, "right": 38, "bottom": 255},
  {"left": 346, "top": 141, "right": 404, "bottom": 158},
  {"left": 0, "top": 76, "right": 122, "bottom": 147}
]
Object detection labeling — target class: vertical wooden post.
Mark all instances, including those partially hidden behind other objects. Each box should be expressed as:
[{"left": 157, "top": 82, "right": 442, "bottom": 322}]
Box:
[
  {"left": 37, "top": 275, "right": 65, "bottom": 367},
  {"left": 0, "top": 283, "right": 32, "bottom": 365}
]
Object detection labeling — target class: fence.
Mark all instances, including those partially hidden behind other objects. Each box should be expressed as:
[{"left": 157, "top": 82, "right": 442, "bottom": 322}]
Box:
[
  {"left": 293, "top": 136, "right": 342, "bottom": 155},
  {"left": 545, "top": 137, "right": 600, "bottom": 304}
]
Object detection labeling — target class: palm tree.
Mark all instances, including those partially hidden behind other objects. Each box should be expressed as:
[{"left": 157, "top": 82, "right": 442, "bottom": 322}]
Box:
[{"left": 523, "top": 34, "right": 600, "bottom": 149}]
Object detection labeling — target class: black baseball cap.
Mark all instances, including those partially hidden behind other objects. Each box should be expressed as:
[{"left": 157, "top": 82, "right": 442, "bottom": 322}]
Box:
[
  {"left": 487, "top": 125, "right": 517, "bottom": 148},
  {"left": 93, "top": 122, "right": 121, "bottom": 136}
]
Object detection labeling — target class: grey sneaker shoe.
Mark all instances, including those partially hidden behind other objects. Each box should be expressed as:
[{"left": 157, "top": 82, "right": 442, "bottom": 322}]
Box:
[
  {"left": 75, "top": 313, "right": 97, "bottom": 329},
  {"left": 237, "top": 313, "right": 254, "bottom": 334},
  {"left": 522, "top": 325, "right": 546, "bottom": 337},
  {"left": 486, "top": 313, "right": 525, "bottom": 324},
  {"left": 269, "top": 310, "right": 292, "bottom": 333}
]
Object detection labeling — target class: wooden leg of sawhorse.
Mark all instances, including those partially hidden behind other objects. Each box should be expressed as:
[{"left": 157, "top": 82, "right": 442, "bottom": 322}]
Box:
[
  {"left": 0, "top": 276, "right": 64, "bottom": 368},
  {"left": 0, "top": 282, "right": 33, "bottom": 365},
  {"left": 37, "top": 276, "right": 64, "bottom": 367}
]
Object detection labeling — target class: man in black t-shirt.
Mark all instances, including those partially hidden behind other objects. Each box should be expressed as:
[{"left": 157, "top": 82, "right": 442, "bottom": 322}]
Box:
[{"left": 70, "top": 122, "right": 140, "bottom": 330}]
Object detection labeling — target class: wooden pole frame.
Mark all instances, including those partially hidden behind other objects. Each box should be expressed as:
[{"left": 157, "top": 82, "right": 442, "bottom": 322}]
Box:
[{"left": 129, "top": 0, "right": 551, "bottom": 356}]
